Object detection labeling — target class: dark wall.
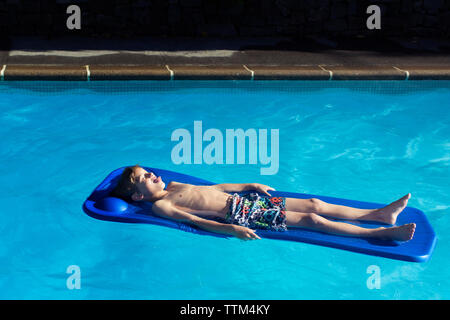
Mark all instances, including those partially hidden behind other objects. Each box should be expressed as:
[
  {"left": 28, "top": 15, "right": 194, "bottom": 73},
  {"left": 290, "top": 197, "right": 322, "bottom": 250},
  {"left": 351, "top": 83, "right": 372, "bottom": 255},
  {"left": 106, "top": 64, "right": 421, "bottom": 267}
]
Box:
[{"left": 0, "top": 0, "right": 449, "bottom": 39}]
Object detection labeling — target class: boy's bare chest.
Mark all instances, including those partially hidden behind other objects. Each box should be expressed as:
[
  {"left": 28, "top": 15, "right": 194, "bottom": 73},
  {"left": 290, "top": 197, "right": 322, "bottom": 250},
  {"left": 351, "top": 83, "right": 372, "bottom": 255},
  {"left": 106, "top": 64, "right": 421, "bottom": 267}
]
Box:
[{"left": 167, "top": 184, "right": 230, "bottom": 214}]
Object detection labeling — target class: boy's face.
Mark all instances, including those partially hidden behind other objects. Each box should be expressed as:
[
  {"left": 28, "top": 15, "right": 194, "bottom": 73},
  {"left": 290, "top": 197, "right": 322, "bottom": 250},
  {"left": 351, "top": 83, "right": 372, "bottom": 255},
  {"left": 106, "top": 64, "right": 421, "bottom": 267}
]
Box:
[{"left": 132, "top": 167, "right": 165, "bottom": 201}]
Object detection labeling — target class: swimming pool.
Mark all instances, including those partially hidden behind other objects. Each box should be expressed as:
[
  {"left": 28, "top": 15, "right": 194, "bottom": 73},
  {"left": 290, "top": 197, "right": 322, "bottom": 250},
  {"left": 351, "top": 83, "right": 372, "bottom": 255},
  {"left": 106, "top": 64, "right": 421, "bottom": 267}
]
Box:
[{"left": 0, "top": 80, "right": 449, "bottom": 299}]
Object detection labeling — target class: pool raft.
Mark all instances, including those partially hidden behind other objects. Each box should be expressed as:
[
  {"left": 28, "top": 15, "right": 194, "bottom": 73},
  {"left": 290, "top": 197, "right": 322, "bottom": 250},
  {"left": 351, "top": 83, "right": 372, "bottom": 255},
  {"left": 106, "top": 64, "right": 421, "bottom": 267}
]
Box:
[{"left": 83, "top": 166, "right": 437, "bottom": 263}]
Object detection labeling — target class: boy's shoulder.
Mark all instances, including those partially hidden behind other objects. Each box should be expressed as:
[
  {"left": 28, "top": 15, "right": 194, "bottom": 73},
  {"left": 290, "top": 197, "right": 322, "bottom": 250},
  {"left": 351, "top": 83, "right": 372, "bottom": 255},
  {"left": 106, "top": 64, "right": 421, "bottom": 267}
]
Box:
[
  {"left": 152, "top": 198, "right": 172, "bottom": 210},
  {"left": 167, "top": 181, "right": 186, "bottom": 188}
]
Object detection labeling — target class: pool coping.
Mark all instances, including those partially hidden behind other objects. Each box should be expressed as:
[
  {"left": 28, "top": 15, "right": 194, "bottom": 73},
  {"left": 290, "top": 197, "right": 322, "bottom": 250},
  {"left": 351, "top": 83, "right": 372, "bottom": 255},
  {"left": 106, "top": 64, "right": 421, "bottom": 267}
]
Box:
[{"left": 1, "top": 64, "right": 450, "bottom": 81}]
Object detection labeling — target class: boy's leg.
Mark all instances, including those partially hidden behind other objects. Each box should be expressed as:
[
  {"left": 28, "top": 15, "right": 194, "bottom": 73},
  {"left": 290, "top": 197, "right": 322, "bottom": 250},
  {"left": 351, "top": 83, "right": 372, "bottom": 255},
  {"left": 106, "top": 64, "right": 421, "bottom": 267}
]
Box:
[
  {"left": 285, "top": 193, "right": 410, "bottom": 225},
  {"left": 285, "top": 211, "right": 415, "bottom": 241}
]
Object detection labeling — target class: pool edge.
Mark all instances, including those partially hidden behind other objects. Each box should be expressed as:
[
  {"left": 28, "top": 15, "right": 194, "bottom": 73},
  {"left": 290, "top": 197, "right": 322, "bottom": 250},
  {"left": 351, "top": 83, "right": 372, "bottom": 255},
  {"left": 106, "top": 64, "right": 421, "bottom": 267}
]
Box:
[{"left": 2, "top": 65, "right": 450, "bottom": 81}]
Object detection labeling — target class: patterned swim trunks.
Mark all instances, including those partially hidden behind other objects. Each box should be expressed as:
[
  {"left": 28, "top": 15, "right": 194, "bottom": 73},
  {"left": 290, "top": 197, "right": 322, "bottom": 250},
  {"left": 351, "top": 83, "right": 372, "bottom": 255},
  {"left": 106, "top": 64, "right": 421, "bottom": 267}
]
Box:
[{"left": 225, "top": 192, "right": 287, "bottom": 231}]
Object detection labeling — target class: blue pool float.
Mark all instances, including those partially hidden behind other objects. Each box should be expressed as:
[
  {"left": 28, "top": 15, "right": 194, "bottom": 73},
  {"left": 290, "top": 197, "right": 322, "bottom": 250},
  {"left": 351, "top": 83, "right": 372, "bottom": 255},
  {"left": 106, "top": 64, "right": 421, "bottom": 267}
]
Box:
[{"left": 83, "top": 166, "right": 437, "bottom": 262}]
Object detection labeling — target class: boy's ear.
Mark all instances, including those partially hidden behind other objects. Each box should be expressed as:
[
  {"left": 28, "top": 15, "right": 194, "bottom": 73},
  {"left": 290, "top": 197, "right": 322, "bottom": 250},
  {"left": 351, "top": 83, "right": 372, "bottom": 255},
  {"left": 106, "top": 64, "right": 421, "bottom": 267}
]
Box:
[{"left": 131, "top": 192, "right": 144, "bottom": 202}]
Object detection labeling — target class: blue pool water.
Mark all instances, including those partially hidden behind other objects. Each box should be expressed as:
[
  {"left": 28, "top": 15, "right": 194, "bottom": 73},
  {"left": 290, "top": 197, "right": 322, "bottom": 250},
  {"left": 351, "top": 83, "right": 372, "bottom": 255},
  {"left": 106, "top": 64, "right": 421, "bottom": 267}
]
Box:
[{"left": 0, "top": 80, "right": 449, "bottom": 299}]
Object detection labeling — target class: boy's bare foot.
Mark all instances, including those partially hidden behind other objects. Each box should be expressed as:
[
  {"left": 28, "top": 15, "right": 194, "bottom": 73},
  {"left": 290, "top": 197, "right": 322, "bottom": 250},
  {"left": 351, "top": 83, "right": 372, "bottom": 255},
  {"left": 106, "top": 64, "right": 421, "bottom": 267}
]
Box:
[
  {"left": 375, "top": 223, "right": 416, "bottom": 241},
  {"left": 374, "top": 193, "right": 411, "bottom": 225}
]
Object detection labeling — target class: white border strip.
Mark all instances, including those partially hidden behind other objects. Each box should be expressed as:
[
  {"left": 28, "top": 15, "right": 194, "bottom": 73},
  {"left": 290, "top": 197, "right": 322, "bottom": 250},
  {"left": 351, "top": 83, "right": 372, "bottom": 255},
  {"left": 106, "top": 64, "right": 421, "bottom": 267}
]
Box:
[
  {"left": 85, "top": 65, "right": 90, "bottom": 81},
  {"left": 243, "top": 65, "right": 254, "bottom": 80},
  {"left": 0, "top": 65, "right": 6, "bottom": 81},
  {"left": 393, "top": 66, "right": 410, "bottom": 80},
  {"left": 165, "top": 65, "right": 174, "bottom": 80},
  {"left": 319, "top": 65, "right": 333, "bottom": 80}
]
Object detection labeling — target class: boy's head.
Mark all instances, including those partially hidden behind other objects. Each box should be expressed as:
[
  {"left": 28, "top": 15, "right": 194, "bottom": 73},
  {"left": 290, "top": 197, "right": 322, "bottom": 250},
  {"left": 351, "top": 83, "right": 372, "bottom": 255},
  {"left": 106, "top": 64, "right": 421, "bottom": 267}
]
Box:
[{"left": 110, "top": 165, "right": 165, "bottom": 202}]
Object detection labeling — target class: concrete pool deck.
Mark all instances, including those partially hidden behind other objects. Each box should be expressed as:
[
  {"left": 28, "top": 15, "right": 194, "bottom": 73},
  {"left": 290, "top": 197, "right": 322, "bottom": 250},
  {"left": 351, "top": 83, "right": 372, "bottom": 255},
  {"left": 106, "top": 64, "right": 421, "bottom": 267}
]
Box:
[{"left": 1, "top": 36, "right": 450, "bottom": 80}]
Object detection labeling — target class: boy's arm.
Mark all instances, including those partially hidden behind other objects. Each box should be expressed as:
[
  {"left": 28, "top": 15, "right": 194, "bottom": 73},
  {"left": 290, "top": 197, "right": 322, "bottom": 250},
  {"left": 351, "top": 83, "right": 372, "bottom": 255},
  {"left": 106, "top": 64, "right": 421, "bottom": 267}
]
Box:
[
  {"left": 152, "top": 200, "right": 260, "bottom": 240},
  {"left": 213, "top": 183, "right": 275, "bottom": 196},
  {"left": 213, "top": 183, "right": 255, "bottom": 193}
]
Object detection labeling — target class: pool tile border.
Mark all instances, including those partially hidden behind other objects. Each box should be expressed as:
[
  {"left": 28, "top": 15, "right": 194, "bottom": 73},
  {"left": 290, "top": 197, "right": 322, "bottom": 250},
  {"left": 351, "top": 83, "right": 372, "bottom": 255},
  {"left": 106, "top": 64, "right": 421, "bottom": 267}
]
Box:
[
  {"left": 249, "top": 66, "right": 331, "bottom": 80},
  {"left": 397, "top": 66, "right": 450, "bottom": 80},
  {"left": 2, "top": 64, "right": 450, "bottom": 80},
  {"left": 4, "top": 65, "right": 87, "bottom": 81},
  {"left": 168, "top": 65, "right": 252, "bottom": 80},
  {"left": 89, "top": 65, "right": 171, "bottom": 80},
  {"left": 326, "top": 66, "right": 406, "bottom": 80}
]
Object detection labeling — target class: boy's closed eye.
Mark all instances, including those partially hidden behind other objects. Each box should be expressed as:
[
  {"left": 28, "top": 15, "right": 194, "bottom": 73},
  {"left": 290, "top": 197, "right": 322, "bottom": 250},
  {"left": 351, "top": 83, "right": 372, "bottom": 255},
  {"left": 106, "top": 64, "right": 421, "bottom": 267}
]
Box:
[
  {"left": 136, "top": 172, "right": 150, "bottom": 183},
  {"left": 142, "top": 172, "right": 156, "bottom": 182}
]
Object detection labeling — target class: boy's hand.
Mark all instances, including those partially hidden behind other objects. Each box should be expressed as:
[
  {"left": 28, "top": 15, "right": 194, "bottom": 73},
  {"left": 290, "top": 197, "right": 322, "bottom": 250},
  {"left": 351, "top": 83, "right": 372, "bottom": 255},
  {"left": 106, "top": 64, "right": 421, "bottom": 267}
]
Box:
[
  {"left": 233, "top": 225, "right": 261, "bottom": 241},
  {"left": 252, "top": 183, "right": 275, "bottom": 196}
]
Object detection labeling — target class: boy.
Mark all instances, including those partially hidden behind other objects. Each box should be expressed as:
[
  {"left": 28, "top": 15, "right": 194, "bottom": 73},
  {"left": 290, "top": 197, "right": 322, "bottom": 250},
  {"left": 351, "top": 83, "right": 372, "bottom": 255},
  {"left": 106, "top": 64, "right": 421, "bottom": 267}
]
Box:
[{"left": 111, "top": 165, "right": 415, "bottom": 241}]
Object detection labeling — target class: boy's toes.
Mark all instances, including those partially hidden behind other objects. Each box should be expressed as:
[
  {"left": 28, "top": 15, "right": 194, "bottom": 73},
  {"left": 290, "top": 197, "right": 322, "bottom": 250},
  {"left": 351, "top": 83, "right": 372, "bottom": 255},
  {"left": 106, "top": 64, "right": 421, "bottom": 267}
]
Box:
[
  {"left": 403, "top": 223, "right": 416, "bottom": 241},
  {"left": 409, "top": 223, "right": 416, "bottom": 240}
]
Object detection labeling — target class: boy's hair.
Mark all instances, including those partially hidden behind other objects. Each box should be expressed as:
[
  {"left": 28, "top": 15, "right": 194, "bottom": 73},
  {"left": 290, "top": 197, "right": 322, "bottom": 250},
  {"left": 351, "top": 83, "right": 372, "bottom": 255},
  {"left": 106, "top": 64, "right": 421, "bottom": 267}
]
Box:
[{"left": 110, "top": 164, "right": 141, "bottom": 202}]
